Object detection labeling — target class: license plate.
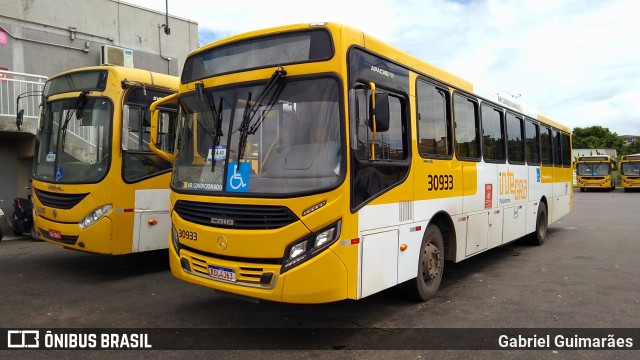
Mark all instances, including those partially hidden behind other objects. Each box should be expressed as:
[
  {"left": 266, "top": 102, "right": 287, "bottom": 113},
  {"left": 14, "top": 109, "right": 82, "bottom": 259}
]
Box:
[
  {"left": 48, "top": 230, "right": 62, "bottom": 240},
  {"left": 208, "top": 265, "right": 236, "bottom": 282}
]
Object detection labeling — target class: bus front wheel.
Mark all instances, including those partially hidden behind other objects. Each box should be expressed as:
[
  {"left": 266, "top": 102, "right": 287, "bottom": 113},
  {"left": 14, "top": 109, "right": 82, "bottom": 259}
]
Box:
[
  {"left": 530, "top": 202, "right": 548, "bottom": 246},
  {"left": 402, "top": 224, "right": 444, "bottom": 301}
]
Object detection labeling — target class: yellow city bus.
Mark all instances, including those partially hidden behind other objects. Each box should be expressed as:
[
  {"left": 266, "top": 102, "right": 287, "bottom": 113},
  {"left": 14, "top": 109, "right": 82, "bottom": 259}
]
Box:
[
  {"left": 619, "top": 153, "right": 640, "bottom": 191},
  {"left": 31, "top": 66, "right": 179, "bottom": 254},
  {"left": 575, "top": 155, "right": 616, "bottom": 192},
  {"left": 150, "top": 23, "right": 573, "bottom": 303}
]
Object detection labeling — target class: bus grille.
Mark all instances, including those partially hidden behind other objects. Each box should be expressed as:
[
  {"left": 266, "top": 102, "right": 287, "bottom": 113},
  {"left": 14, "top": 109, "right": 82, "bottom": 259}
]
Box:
[
  {"left": 34, "top": 189, "right": 88, "bottom": 210},
  {"left": 189, "top": 254, "right": 267, "bottom": 285},
  {"left": 173, "top": 200, "right": 298, "bottom": 230}
]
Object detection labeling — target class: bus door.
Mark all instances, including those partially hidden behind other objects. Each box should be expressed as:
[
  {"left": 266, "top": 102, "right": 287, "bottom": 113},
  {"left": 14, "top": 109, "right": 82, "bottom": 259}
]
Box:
[
  {"left": 348, "top": 48, "right": 413, "bottom": 297},
  {"left": 122, "top": 87, "right": 177, "bottom": 251}
]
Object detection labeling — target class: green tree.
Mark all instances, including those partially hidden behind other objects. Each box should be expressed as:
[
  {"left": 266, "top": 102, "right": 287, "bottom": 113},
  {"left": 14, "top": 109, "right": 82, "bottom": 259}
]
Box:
[
  {"left": 622, "top": 139, "right": 640, "bottom": 155},
  {"left": 572, "top": 126, "right": 624, "bottom": 153}
]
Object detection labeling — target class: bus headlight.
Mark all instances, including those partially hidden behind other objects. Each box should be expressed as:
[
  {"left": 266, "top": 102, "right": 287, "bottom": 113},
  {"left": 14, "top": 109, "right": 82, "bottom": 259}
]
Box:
[
  {"left": 79, "top": 204, "right": 112, "bottom": 229},
  {"left": 171, "top": 224, "right": 182, "bottom": 254},
  {"left": 282, "top": 219, "right": 341, "bottom": 273}
]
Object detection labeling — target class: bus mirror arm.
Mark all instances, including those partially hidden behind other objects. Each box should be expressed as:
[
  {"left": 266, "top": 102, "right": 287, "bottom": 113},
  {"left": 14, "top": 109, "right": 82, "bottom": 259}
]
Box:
[
  {"left": 150, "top": 93, "right": 179, "bottom": 163},
  {"left": 367, "top": 82, "right": 391, "bottom": 161}
]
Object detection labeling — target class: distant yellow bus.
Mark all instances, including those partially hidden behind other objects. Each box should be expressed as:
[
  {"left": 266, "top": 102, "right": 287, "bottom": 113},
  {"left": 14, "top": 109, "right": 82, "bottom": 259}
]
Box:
[
  {"left": 619, "top": 153, "right": 640, "bottom": 191},
  {"left": 575, "top": 155, "right": 616, "bottom": 192},
  {"left": 31, "top": 66, "right": 179, "bottom": 254},
  {"left": 151, "top": 23, "right": 572, "bottom": 303}
]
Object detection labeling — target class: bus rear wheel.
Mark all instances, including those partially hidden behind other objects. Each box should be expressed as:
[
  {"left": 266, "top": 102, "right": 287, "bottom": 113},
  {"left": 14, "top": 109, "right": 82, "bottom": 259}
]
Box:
[
  {"left": 402, "top": 224, "right": 444, "bottom": 301},
  {"left": 530, "top": 202, "right": 548, "bottom": 246}
]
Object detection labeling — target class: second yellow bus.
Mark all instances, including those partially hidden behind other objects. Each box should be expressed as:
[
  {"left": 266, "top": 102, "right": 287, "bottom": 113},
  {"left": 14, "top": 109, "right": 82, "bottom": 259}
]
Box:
[
  {"left": 619, "top": 153, "right": 640, "bottom": 191},
  {"left": 31, "top": 65, "right": 179, "bottom": 254},
  {"left": 575, "top": 155, "right": 616, "bottom": 192}
]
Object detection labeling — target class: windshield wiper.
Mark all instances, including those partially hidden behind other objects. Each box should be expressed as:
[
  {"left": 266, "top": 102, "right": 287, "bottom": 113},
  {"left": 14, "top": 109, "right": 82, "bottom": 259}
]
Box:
[
  {"left": 195, "top": 82, "right": 225, "bottom": 171},
  {"left": 235, "top": 67, "right": 287, "bottom": 169},
  {"left": 61, "top": 90, "right": 90, "bottom": 149},
  {"left": 209, "top": 95, "right": 223, "bottom": 171}
]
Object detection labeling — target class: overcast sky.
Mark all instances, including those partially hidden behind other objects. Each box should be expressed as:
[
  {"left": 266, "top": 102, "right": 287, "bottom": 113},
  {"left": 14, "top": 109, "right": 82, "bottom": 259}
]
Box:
[{"left": 125, "top": 0, "right": 640, "bottom": 136}]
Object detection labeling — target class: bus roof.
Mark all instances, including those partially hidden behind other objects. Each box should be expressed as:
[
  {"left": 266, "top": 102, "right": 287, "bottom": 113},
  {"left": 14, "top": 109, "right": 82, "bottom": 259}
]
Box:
[
  {"left": 576, "top": 155, "right": 613, "bottom": 161},
  {"left": 47, "top": 65, "right": 179, "bottom": 90},
  {"left": 621, "top": 153, "right": 640, "bottom": 161}
]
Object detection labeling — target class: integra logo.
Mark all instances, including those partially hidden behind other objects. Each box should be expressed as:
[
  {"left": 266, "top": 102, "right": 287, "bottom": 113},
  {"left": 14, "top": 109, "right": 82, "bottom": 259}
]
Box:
[
  {"left": 370, "top": 65, "right": 395, "bottom": 79},
  {"left": 211, "top": 217, "right": 234, "bottom": 226}
]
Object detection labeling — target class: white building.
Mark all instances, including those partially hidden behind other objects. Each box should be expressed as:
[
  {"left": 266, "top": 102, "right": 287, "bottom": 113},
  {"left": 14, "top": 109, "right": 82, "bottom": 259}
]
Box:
[{"left": 0, "top": 0, "right": 198, "bottom": 233}]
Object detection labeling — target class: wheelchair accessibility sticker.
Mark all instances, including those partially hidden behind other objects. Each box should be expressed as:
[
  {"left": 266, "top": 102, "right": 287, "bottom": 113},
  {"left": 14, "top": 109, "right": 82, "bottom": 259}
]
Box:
[
  {"left": 55, "top": 166, "right": 63, "bottom": 181},
  {"left": 227, "top": 162, "right": 250, "bottom": 192}
]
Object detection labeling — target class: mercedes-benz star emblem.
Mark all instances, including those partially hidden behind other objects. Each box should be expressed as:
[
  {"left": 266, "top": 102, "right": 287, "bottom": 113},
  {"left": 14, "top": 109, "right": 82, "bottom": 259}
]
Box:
[{"left": 217, "top": 236, "right": 228, "bottom": 250}]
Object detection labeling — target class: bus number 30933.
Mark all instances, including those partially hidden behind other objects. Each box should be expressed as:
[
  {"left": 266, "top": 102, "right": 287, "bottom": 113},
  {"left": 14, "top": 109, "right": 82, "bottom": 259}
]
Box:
[{"left": 427, "top": 174, "right": 454, "bottom": 191}]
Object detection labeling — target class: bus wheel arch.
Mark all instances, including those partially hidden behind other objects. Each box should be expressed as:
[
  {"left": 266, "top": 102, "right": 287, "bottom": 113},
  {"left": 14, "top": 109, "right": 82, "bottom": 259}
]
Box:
[
  {"left": 530, "top": 198, "right": 548, "bottom": 246},
  {"left": 401, "top": 212, "right": 454, "bottom": 301}
]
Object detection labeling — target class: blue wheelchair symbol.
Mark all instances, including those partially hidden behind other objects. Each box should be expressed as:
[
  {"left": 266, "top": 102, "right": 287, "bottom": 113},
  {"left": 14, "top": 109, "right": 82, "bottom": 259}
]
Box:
[
  {"left": 55, "top": 166, "right": 63, "bottom": 181},
  {"left": 227, "top": 162, "right": 250, "bottom": 192}
]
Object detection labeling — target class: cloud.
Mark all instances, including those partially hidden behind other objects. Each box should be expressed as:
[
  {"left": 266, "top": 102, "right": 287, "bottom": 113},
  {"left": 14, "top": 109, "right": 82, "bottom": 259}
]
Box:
[{"left": 126, "top": 0, "right": 640, "bottom": 135}]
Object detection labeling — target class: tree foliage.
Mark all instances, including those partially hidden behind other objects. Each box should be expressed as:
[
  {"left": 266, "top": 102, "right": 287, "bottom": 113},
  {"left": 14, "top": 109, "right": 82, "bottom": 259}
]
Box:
[
  {"left": 571, "top": 125, "right": 640, "bottom": 158},
  {"left": 622, "top": 139, "right": 640, "bottom": 155},
  {"left": 572, "top": 126, "right": 624, "bottom": 153}
]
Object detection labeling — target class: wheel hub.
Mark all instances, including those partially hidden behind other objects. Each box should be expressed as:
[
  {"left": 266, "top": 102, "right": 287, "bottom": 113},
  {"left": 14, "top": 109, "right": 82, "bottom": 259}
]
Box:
[{"left": 422, "top": 242, "right": 442, "bottom": 281}]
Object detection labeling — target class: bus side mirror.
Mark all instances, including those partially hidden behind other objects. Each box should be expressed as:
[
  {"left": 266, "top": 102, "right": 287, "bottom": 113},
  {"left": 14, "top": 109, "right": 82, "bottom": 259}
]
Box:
[
  {"left": 369, "top": 92, "right": 390, "bottom": 133},
  {"left": 16, "top": 109, "right": 24, "bottom": 130},
  {"left": 122, "top": 105, "right": 130, "bottom": 151},
  {"left": 150, "top": 93, "right": 179, "bottom": 163}
]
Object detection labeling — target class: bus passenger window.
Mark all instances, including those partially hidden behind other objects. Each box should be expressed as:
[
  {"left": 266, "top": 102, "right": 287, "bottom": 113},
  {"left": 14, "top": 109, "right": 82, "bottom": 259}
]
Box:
[
  {"left": 552, "top": 129, "right": 561, "bottom": 167},
  {"left": 525, "top": 119, "right": 540, "bottom": 165},
  {"left": 481, "top": 105, "right": 505, "bottom": 162},
  {"left": 417, "top": 80, "right": 450, "bottom": 157},
  {"left": 506, "top": 113, "right": 525, "bottom": 164},
  {"left": 561, "top": 132, "right": 571, "bottom": 167},
  {"left": 454, "top": 94, "right": 480, "bottom": 160},
  {"left": 540, "top": 126, "right": 553, "bottom": 166}
]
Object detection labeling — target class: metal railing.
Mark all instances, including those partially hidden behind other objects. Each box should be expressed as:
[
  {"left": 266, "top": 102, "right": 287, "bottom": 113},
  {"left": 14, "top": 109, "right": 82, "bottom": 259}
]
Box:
[{"left": 0, "top": 69, "right": 48, "bottom": 120}]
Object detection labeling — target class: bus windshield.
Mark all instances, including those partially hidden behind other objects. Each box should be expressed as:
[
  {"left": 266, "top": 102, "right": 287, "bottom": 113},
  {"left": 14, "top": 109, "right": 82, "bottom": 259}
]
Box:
[
  {"left": 622, "top": 162, "right": 640, "bottom": 176},
  {"left": 576, "top": 162, "right": 610, "bottom": 176},
  {"left": 34, "top": 97, "right": 112, "bottom": 183},
  {"left": 173, "top": 76, "right": 342, "bottom": 195}
]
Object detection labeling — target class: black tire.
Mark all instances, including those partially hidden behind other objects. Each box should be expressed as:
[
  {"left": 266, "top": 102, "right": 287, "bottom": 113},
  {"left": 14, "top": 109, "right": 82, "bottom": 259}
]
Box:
[
  {"left": 530, "top": 202, "right": 548, "bottom": 246},
  {"left": 579, "top": 187, "right": 586, "bottom": 192},
  {"left": 402, "top": 224, "right": 445, "bottom": 301},
  {"left": 11, "top": 215, "right": 22, "bottom": 236},
  {"left": 30, "top": 226, "right": 39, "bottom": 241}
]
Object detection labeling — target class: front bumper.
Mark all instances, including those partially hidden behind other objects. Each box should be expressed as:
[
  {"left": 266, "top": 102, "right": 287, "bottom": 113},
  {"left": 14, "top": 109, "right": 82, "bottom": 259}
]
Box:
[
  {"left": 169, "top": 241, "right": 349, "bottom": 304},
  {"left": 34, "top": 215, "right": 113, "bottom": 254}
]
